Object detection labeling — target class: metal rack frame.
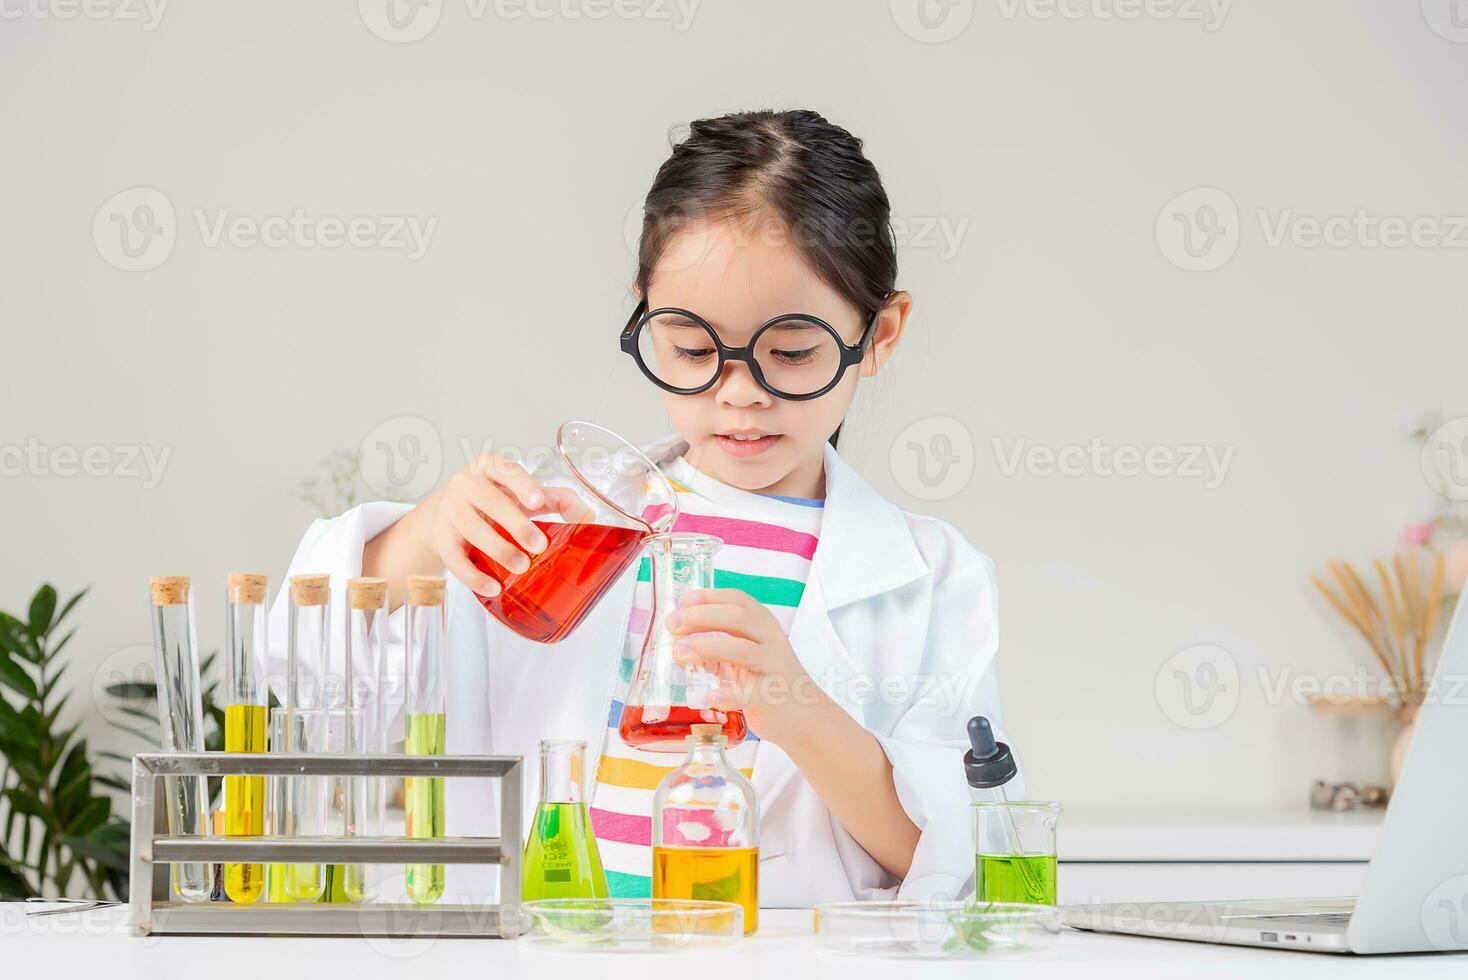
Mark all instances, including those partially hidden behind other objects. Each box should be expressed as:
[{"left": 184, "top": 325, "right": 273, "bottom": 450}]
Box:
[{"left": 129, "top": 752, "right": 522, "bottom": 938}]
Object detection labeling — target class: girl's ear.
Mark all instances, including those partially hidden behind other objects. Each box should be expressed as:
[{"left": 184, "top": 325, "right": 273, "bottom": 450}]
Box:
[{"left": 862, "top": 290, "right": 912, "bottom": 377}]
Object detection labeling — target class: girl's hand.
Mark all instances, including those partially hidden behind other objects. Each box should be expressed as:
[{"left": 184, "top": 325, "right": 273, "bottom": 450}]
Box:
[
  {"left": 401, "top": 453, "right": 592, "bottom": 598},
  {"left": 665, "top": 587, "right": 828, "bottom": 747}
]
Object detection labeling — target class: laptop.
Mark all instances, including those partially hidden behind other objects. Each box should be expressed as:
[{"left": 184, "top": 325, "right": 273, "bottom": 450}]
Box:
[{"left": 1063, "top": 591, "right": 1468, "bottom": 954}]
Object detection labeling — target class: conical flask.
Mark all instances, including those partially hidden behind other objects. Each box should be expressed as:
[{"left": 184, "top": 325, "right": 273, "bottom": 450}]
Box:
[
  {"left": 522, "top": 739, "right": 608, "bottom": 900},
  {"left": 464, "top": 420, "right": 680, "bottom": 644},
  {"left": 619, "top": 532, "right": 747, "bottom": 752}
]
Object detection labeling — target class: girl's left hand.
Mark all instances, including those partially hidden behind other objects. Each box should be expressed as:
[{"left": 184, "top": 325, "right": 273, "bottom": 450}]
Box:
[{"left": 665, "top": 587, "right": 826, "bottom": 747}]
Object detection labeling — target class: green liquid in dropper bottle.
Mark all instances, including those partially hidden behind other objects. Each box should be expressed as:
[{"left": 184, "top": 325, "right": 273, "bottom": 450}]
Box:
[{"left": 975, "top": 853, "right": 1057, "bottom": 906}]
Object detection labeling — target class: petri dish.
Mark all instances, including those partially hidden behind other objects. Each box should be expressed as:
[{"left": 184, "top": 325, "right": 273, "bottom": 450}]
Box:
[
  {"left": 520, "top": 898, "right": 744, "bottom": 952},
  {"left": 813, "top": 901, "right": 1062, "bottom": 959}
]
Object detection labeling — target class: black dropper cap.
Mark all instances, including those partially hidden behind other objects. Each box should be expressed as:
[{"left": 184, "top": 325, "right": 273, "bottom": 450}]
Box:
[{"left": 963, "top": 716, "right": 1016, "bottom": 789}]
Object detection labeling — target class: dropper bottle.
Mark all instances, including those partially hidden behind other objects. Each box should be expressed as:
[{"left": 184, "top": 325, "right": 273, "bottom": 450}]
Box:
[
  {"left": 965, "top": 716, "right": 1060, "bottom": 906},
  {"left": 964, "top": 715, "right": 1025, "bottom": 854}
]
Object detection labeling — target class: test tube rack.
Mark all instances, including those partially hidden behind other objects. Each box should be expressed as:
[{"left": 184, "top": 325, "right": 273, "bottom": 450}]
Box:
[{"left": 129, "top": 752, "right": 522, "bottom": 938}]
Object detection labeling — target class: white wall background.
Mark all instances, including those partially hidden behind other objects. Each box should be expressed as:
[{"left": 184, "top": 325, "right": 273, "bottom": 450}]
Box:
[{"left": 2, "top": 0, "right": 1465, "bottom": 811}]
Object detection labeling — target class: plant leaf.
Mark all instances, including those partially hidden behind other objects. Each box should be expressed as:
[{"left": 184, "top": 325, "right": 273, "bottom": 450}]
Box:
[
  {"left": 0, "top": 655, "right": 38, "bottom": 700},
  {"left": 104, "top": 680, "right": 158, "bottom": 701},
  {"left": 27, "top": 585, "right": 57, "bottom": 639},
  {"left": 48, "top": 627, "right": 77, "bottom": 662},
  {"left": 0, "top": 615, "right": 41, "bottom": 664},
  {"left": 51, "top": 588, "right": 87, "bottom": 631},
  {"left": 2, "top": 789, "right": 47, "bottom": 821},
  {"left": 0, "top": 862, "right": 30, "bottom": 898},
  {"left": 0, "top": 698, "right": 39, "bottom": 749},
  {"left": 94, "top": 773, "right": 131, "bottom": 793},
  {"left": 61, "top": 831, "right": 128, "bottom": 873}
]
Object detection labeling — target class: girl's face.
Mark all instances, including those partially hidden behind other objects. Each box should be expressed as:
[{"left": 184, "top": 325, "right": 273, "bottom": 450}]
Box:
[{"left": 644, "top": 213, "right": 907, "bottom": 498}]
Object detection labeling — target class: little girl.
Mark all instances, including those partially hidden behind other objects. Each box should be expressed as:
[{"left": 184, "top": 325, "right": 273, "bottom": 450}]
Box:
[{"left": 270, "top": 109, "right": 1018, "bottom": 905}]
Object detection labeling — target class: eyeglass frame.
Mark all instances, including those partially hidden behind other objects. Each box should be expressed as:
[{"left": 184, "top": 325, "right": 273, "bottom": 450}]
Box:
[{"left": 618, "top": 297, "right": 886, "bottom": 402}]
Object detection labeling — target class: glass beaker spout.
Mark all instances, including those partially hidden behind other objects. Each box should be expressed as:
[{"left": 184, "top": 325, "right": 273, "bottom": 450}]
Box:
[{"left": 466, "top": 421, "right": 680, "bottom": 643}]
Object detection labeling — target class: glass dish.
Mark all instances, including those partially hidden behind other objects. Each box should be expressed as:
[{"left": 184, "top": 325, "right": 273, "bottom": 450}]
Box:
[
  {"left": 520, "top": 898, "right": 744, "bottom": 952},
  {"left": 813, "top": 901, "right": 1062, "bottom": 959}
]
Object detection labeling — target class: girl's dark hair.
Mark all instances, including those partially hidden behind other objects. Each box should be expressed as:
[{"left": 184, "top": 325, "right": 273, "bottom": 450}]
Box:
[{"left": 635, "top": 109, "right": 897, "bottom": 451}]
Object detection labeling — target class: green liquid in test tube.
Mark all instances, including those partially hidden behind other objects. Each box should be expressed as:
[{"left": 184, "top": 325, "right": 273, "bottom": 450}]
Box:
[{"left": 404, "top": 576, "right": 448, "bottom": 905}]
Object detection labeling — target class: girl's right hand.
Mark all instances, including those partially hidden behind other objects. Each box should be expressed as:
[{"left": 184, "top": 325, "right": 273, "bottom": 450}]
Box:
[{"left": 403, "top": 453, "right": 592, "bottom": 598}]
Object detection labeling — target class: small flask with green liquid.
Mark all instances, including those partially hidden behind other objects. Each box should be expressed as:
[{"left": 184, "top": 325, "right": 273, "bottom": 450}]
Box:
[
  {"left": 522, "top": 738, "right": 608, "bottom": 900},
  {"left": 404, "top": 575, "right": 448, "bottom": 905},
  {"left": 964, "top": 716, "right": 1059, "bottom": 907}
]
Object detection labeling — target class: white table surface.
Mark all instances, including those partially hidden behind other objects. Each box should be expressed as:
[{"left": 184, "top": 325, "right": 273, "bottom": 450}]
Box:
[{"left": 7, "top": 903, "right": 1466, "bottom": 977}]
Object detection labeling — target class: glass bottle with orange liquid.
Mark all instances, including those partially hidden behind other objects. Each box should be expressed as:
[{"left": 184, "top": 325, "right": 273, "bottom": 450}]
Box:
[
  {"left": 651, "top": 724, "right": 759, "bottom": 935},
  {"left": 620, "top": 532, "right": 746, "bottom": 751},
  {"left": 222, "top": 573, "right": 270, "bottom": 904}
]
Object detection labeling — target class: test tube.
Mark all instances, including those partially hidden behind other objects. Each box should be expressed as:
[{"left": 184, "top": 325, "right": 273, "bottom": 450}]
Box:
[
  {"left": 404, "top": 575, "right": 446, "bottom": 905},
  {"left": 284, "top": 573, "right": 330, "bottom": 902},
  {"left": 147, "top": 575, "right": 212, "bottom": 904},
  {"left": 222, "top": 573, "right": 269, "bottom": 904},
  {"left": 344, "top": 576, "right": 388, "bottom": 902}
]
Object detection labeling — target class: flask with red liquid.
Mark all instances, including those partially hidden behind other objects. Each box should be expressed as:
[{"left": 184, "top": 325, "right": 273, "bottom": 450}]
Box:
[
  {"left": 620, "top": 532, "right": 748, "bottom": 751},
  {"left": 464, "top": 421, "right": 679, "bottom": 643}
]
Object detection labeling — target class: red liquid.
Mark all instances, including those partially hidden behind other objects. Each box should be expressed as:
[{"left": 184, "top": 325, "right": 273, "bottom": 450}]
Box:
[
  {"left": 619, "top": 704, "right": 748, "bottom": 753},
  {"left": 465, "top": 520, "right": 649, "bottom": 644}
]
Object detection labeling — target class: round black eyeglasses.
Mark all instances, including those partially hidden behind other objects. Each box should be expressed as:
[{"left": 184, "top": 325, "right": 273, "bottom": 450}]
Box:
[{"left": 618, "top": 299, "right": 883, "bottom": 401}]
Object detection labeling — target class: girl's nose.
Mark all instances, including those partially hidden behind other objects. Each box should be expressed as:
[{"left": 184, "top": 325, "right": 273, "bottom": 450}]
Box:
[{"left": 713, "top": 358, "right": 772, "bottom": 408}]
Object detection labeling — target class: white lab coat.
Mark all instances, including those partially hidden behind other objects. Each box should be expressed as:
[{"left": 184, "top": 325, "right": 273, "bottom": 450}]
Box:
[{"left": 266, "top": 431, "right": 1019, "bottom": 906}]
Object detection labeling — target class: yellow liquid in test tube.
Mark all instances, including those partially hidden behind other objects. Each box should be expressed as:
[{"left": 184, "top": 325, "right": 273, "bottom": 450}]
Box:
[
  {"left": 652, "top": 845, "right": 759, "bottom": 935},
  {"left": 405, "top": 712, "right": 446, "bottom": 904},
  {"left": 223, "top": 704, "right": 268, "bottom": 903}
]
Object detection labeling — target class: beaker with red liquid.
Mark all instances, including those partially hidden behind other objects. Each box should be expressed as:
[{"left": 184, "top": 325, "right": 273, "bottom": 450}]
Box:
[
  {"left": 463, "top": 421, "right": 679, "bottom": 644},
  {"left": 620, "top": 532, "right": 747, "bottom": 752}
]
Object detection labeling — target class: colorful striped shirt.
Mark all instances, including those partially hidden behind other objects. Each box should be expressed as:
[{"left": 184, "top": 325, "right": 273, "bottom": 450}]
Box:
[{"left": 589, "top": 454, "right": 824, "bottom": 897}]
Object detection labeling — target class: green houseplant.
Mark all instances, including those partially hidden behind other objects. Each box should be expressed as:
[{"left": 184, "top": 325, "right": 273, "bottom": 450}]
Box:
[{"left": 0, "top": 585, "right": 130, "bottom": 899}]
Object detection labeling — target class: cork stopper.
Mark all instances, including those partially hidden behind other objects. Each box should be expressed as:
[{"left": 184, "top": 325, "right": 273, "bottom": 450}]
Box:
[
  {"left": 290, "top": 573, "right": 330, "bottom": 606},
  {"left": 211, "top": 810, "right": 226, "bottom": 835},
  {"left": 690, "top": 724, "right": 723, "bottom": 738},
  {"left": 407, "top": 575, "right": 447, "bottom": 607},
  {"left": 227, "top": 573, "right": 268, "bottom": 605},
  {"left": 149, "top": 576, "right": 190, "bottom": 606},
  {"left": 347, "top": 577, "right": 388, "bottom": 610}
]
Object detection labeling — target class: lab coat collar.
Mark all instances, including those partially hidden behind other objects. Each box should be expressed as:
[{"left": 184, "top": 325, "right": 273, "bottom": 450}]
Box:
[{"left": 638, "top": 431, "right": 930, "bottom": 608}]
